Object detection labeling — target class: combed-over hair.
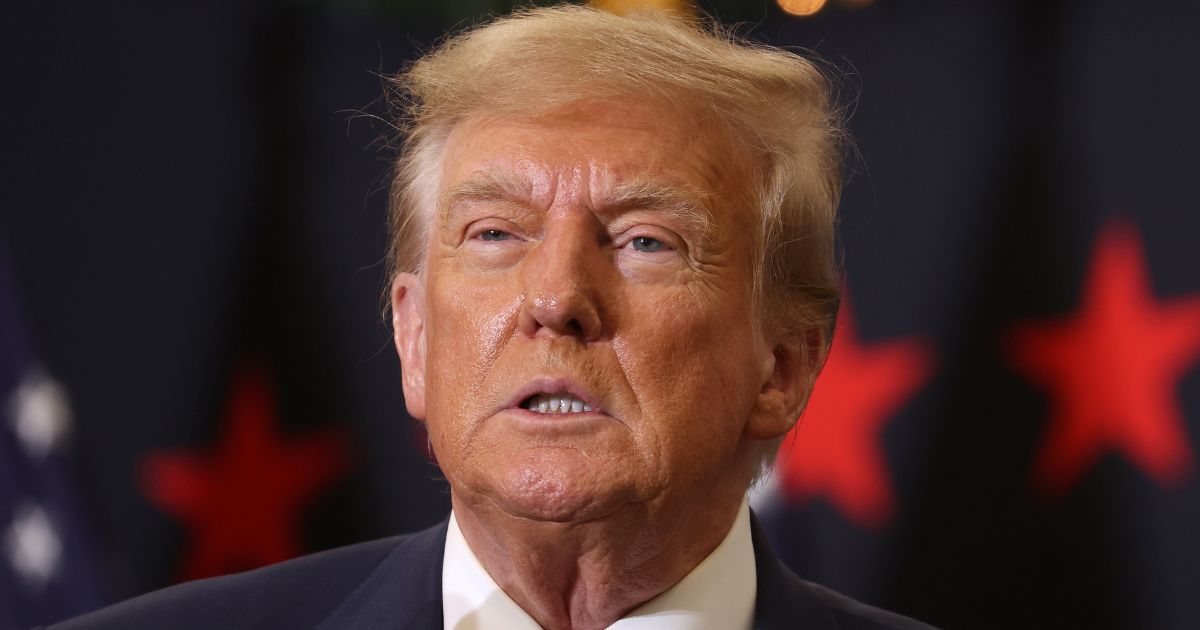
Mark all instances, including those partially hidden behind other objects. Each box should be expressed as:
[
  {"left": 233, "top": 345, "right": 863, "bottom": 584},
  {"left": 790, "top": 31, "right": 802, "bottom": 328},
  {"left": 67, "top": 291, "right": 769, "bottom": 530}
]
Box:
[{"left": 384, "top": 4, "right": 846, "bottom": 473}]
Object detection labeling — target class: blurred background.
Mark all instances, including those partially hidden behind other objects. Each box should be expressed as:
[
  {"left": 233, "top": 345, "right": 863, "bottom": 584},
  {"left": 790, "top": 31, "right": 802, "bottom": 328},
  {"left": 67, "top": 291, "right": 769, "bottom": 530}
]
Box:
[{"left": 2, "top": 0, "right": 1199, "bottom": 628}]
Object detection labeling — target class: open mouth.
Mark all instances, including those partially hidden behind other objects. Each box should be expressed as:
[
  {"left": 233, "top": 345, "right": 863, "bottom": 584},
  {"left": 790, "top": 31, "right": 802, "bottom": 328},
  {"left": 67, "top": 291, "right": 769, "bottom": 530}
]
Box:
[{"left": 521, "top": 392, "right": 594, "bottom": 414}]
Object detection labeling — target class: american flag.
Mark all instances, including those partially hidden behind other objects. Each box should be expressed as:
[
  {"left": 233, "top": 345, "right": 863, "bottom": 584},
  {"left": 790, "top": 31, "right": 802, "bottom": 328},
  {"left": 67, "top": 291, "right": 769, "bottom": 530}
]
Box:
[{"left": 1, "top": 236, "right": 102, "bottom": 628}]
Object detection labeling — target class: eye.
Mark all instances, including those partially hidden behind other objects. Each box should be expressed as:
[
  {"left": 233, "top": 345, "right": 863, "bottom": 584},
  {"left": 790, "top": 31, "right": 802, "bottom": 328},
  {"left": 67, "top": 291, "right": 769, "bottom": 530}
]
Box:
[
  {"left": 478, "top": 229, "right": 511, "bottom": 242},
  {"left": 630, "top": 236, "right": 667, "bottom": 253}
]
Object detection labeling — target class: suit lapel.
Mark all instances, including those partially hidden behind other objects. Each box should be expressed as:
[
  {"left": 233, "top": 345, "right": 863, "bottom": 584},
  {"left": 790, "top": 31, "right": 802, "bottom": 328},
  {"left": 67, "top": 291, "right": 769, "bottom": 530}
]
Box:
[
  {"left": 751, "top": 512, "right": 840, "bottom": 630},
  {"left": 317, "top": 519, "right": 448, "bottom": 630}
]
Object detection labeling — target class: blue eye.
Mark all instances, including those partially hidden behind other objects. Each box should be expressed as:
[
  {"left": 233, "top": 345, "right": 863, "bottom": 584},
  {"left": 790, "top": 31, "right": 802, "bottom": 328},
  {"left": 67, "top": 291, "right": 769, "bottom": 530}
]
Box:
[
  {"left": 479, "top": 229, "right": 510, "bottom": 241},
  {"left": 630, "top": 236, "right": 665, "bottom": 252}
]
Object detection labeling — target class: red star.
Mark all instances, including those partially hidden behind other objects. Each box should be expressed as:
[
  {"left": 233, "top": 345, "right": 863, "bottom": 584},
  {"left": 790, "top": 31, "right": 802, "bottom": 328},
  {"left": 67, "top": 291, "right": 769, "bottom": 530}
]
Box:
[
  {"left": 776, "top": 298, "right": 934, "bottom": 529},
  {"left": 141, "top": 363, "right": 350, "bottom": 581},
  {"left": 1008, "top": 219, "right": 1200, "bottom": 497}
]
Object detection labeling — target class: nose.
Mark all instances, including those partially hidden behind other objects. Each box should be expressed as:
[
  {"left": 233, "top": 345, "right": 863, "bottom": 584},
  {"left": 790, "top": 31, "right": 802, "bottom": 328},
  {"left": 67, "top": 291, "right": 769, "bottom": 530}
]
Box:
[{"left": 517, "top": 216, "right": 604, "bottom": 342}]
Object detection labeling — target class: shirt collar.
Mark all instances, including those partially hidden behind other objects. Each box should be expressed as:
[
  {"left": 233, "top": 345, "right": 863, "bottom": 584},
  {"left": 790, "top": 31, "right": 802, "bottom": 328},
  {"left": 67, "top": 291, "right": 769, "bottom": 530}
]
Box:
[{"left": 442, "top": 498, "right": 756, "bottom": 630}]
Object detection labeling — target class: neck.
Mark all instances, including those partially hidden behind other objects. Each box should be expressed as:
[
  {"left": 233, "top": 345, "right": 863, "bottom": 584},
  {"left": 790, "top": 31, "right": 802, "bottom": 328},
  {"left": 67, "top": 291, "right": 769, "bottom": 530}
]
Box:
[{"left": 451, "top": 484, "right": 749, "bottom": 630}]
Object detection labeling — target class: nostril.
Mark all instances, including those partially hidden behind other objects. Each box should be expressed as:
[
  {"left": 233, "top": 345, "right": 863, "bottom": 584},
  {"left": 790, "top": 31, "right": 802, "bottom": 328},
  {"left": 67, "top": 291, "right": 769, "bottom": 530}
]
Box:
[{"left": 565, "top": 318, "right": 584, "bottom": 336}]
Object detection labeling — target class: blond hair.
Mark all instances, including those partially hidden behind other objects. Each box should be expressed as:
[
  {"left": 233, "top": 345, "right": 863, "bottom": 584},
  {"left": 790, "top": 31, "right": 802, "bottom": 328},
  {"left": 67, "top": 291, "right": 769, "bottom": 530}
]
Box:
[
  {"left": 388, "top": 5, "right": 842, "bottom": 340},
  {"left": 385, "top": 6, "right": 845, "bottom": 468}
]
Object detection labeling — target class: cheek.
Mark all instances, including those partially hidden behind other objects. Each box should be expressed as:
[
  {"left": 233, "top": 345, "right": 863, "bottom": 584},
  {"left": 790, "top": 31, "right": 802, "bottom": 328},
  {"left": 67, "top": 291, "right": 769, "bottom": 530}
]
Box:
[
  {"left": 429, "top": 271, "right": 522, "bottom": 363},
  {"left": 614, "top": 285, "right": 761, "bottom": 450},
  {"left": 424, "top": 276, "right": 522, "bottom": 436}
]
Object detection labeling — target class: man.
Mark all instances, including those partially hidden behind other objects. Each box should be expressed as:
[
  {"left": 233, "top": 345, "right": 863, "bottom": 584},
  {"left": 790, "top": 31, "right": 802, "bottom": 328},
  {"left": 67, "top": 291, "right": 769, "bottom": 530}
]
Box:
[{"left": 54, "top": 5, "right": 935, "bottom": 629}]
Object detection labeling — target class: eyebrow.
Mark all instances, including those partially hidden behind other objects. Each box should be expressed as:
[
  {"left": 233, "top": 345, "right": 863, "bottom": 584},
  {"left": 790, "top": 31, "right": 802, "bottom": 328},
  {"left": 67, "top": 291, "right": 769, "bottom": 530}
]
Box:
[
  {"left": 439, "top": 171, "right": 534, "bottom": 222},
  {"left": 604, "top": 177, "right": 715, "bottom": 236},
  {"left": 440, "top": 171, "right": 716, "bottom": 238}
]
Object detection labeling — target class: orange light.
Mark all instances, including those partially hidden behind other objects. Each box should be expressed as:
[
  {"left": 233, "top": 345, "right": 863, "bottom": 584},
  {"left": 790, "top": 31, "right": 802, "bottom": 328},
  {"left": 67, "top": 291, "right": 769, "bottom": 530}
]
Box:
[
  {"left": 777, "top": 0, "right": 828, "bottom": 17},
  {"left": 589, "top": 0, "right": 695, "bottom": 17}
]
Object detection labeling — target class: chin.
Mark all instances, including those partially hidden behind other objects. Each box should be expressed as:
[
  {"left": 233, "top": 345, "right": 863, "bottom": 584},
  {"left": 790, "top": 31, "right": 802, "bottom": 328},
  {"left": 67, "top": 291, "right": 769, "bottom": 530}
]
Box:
[{"left": 485, "top": 449, "right": 635, "bottom": 524}]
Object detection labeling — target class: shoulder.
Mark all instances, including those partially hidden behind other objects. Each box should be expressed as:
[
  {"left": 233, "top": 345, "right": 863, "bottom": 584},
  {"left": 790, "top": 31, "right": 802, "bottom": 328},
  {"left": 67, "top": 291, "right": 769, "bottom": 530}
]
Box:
[
  {"left": 50, "top": 524, "right": 446, "bottom": 630},
  {"left": 781, "top": 569, "right": 938, "bottom": 630},
  {"left": 749, "top": 512, "right": 937, "bottom": 630}
]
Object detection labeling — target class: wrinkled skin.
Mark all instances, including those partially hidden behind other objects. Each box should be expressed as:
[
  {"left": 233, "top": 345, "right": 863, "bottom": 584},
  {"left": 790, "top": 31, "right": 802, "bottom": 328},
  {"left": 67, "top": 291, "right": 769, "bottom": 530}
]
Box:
[{"left": 391, "top": 101, "right": 812, "bottom": 630}]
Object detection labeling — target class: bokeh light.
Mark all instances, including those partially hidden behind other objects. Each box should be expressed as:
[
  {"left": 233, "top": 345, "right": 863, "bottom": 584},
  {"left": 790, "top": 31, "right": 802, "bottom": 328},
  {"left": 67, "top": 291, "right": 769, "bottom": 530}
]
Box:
[
  {"left": 777, "top": 0, "right": 828, "bottom": 17},
  {"left": 590, "top": 0, "right": 694, "bottom": 17}
]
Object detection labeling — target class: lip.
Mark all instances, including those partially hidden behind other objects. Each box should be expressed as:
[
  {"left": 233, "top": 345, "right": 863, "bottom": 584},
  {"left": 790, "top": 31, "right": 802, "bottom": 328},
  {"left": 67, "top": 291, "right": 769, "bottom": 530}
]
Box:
[{"left": 504, "top": 377, "right": 606, "bottom": 416}]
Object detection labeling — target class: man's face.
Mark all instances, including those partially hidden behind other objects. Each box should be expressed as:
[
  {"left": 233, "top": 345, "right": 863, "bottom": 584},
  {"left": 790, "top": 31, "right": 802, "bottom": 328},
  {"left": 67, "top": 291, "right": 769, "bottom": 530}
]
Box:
[{"left": 394, "top": 101, "right": 796, "bottom": 522}]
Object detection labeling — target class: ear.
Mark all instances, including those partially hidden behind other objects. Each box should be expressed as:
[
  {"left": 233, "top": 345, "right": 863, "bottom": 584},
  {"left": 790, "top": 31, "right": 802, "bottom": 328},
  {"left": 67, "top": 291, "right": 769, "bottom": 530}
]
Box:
[
  {"left": 391, "top": 272, "right": 428, "bottom": 420},
  {"left": 744, "top": 329, "right": 827, "bottom": 440}
]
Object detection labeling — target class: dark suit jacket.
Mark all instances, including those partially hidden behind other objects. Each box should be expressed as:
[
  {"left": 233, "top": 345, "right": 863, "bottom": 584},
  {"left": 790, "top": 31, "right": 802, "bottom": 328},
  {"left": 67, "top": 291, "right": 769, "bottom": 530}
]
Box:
[{"left": 51, "top": 516, "right": 936, "bottom": 629}]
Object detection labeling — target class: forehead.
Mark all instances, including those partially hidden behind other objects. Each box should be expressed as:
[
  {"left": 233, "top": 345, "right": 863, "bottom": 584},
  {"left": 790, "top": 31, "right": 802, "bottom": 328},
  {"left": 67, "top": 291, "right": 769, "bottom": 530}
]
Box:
[{"left": 437, "top": 101, "right": 755, "bottom": 211}]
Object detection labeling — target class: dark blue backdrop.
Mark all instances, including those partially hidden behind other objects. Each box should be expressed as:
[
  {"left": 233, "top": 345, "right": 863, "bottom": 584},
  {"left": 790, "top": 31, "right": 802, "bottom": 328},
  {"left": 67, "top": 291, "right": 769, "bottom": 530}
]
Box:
[{"left": 2, "top": 1, "right": 1198, "bottom": 628}]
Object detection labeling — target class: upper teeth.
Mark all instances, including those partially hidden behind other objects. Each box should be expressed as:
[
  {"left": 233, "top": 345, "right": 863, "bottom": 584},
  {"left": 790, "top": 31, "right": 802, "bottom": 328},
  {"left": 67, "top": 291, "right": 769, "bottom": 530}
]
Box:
[{"left": 525, "top": 393, "right": 592, "bottom": 414}]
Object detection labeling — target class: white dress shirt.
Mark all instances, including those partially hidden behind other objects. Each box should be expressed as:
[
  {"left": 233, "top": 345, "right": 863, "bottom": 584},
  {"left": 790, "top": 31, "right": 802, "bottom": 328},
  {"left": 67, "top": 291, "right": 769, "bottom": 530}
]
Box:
[{"left": 442, "top": 498, "right": 756, "bottom": 630}]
